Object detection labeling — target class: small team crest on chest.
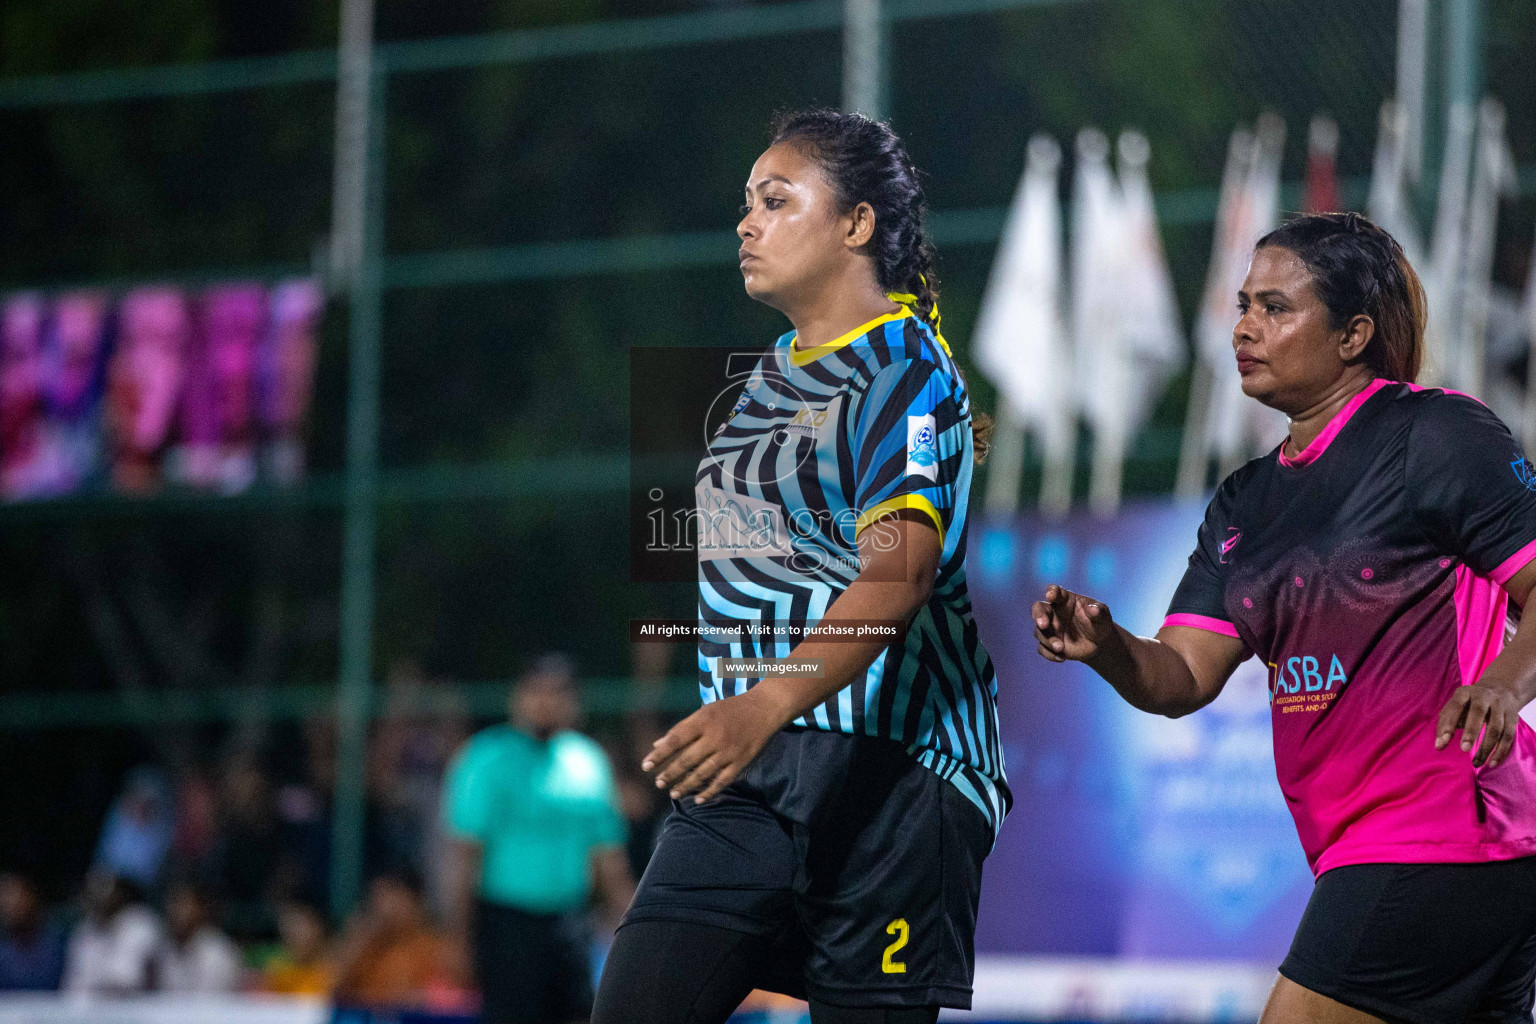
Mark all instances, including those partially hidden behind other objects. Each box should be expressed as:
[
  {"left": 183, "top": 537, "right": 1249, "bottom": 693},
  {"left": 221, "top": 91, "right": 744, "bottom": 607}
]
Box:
[{"left": 907, "top": 414, "right": 939, "bottom": 479}]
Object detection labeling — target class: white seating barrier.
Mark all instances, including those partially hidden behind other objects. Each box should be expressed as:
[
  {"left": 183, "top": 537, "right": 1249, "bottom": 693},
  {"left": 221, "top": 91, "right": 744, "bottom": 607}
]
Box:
[
  {"left": 0, "top": 995, "right": 329, "bottom": 1024},
  {"left": 0, "top": 958, "right": 1280, "bottom": 1024},
  {"left": 946, "top": 956, "right": 1274, "bottom": 1021}
]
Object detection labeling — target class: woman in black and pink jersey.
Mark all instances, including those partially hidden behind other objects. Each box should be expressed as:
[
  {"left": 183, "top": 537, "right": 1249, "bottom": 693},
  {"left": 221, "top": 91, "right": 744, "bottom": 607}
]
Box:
[{"left": 1036, "top": 212, "right": 1536, "bottom": 1024}]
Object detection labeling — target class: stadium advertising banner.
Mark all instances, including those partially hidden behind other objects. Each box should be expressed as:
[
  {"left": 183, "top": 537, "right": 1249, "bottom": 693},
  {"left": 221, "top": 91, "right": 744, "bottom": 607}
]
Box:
[
  {"left": 967, "top": 501, "right": 1314, "bottom": 963},
  {"left": 0, "top": 280, "right": 322, "bottom": 500}
]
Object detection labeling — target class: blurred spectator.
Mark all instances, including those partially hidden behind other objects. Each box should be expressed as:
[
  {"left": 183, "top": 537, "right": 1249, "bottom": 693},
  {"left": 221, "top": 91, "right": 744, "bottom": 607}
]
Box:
[
  {"left": 368, "top": 661, "right": 469, "bottom": 915},
  {"left": 93, "top": 766, "right": 174, "bottom": 892},
  {"left": 62, "top": 873, "right": 163, "bottom": 995},
  {"left": 0, "top": 872, "right": 66, "bottom": 990},
  {"left": 269, "top": 720, "right": 338, "bottom": 911},
  {"left": 332, "top": 867, "right": 455, "bottom": 1009},
  {"left": 155, "top": 880, "right": 241, "bottom": 993},
  {"left": 170, "top": 763, "right": 220, "bottom": 869},
  {"left": 205, "top": 752, "right": 282, "bottom": 939},
  {"left": 257, "top": 897, "right": 334, "bottom": 997},
  {"left": 442, "top": 654, "right": 635, "bottom": 1024},
  {"left": 271, "top": 782, "right": 330, "bottom": 909}
]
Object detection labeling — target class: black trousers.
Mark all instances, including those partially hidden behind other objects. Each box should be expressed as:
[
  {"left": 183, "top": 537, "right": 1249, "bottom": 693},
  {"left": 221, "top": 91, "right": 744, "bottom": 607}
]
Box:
[
  {"left": 593, "top": 919, "right": 939, "bottom": 1024},
  {"left": 475, "top": 900, "right": 593, "bottom": 1024}
]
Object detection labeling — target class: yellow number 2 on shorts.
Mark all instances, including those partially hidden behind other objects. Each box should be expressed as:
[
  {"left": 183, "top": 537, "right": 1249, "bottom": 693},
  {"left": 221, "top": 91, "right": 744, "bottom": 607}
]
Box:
[{"left": 881, "top": 918, "right": 910, "bottom": 974}]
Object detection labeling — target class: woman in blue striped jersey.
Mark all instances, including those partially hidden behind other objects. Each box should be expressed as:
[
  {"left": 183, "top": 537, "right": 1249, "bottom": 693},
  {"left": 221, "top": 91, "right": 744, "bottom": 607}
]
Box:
[{"left": 592, "top": 110, "right": 1007, "bottom": 1024}]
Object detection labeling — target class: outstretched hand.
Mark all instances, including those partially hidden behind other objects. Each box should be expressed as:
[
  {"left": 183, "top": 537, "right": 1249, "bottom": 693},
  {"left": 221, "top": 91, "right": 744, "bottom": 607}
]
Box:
[{"left": 1032, "top": 583, "right": 1117, "bottom": 663}]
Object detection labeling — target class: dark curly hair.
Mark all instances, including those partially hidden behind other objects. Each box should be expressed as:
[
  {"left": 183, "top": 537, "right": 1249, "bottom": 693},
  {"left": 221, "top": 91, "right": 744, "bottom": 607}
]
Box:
[
  {"left": 770, "top": 109, "right": 993, "bottom": 464},
  {"left": 1256, "top": 212, "right": 1427, "bottom": 383}
]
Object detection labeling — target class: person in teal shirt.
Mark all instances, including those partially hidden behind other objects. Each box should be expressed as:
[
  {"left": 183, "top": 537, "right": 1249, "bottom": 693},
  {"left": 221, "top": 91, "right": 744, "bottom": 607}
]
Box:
[{"left": 442, "top": 654, "right": 635, "bottom": 1024}]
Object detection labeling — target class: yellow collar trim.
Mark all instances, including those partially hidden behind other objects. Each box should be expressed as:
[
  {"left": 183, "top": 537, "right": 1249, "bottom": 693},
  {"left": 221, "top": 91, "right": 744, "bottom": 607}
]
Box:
[{"left": 789, "top": 308, "right": 912, "bottom": 367}]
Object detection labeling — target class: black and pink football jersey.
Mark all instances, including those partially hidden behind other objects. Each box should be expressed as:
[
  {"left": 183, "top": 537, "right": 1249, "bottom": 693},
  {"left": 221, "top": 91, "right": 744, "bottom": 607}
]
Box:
[{"left": 1166, "top": 378, "right": 1536, "bottom": 875}]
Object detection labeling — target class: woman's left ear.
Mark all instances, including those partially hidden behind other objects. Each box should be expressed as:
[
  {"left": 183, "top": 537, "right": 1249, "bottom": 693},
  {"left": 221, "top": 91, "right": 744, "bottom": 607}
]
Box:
[{"left": 1339, "top": 313, "right": 1375, "bottom": 361}]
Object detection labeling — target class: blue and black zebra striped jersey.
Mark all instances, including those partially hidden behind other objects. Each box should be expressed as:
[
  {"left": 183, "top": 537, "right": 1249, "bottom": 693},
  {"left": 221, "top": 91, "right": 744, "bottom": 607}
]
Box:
[{"left": 694, "top": 306, "right": 1010, "bottom": 838}]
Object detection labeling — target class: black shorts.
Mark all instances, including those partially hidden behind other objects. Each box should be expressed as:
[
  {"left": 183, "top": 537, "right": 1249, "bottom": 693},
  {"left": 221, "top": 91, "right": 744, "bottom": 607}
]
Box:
[
  {"left": 1279, "top": 857, "right": 1536, "bottom": 1024},
  {"left": 474, "top": 900, "right": 593, "bottom": 1024},
  {"left": 621, "top": 727, "right": 992, "bottom": 1009}
]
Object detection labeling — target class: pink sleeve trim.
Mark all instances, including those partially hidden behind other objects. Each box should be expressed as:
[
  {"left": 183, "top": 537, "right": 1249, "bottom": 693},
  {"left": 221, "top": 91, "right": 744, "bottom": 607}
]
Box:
[
  {"left": 1491, "top": 536, "right": 1536, "bottom": 585},
  {"left": 1162, "top": 613, "right": 1240, "bottom": 638}
]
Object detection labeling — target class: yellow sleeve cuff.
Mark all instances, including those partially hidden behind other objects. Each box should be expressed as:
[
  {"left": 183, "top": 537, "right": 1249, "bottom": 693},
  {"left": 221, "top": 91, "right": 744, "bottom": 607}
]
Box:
[{"left": 854, "top": 494, "right": 945, "bottom": 547}]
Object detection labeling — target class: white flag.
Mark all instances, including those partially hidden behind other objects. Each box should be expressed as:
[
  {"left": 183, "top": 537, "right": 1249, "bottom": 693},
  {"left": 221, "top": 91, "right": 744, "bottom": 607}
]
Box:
[
  {"left": 1458, "top": 98, "right": 1517, "bottom": 399},
  {"left": 1238, "top": 114, "right": 1291, "bottom": 456},
  {"left": 1071, "top": 128, "right": 1127, "bottom": 444},
  {"left": 1175, "top": 128, "right": 1256, "bottom": 497},
  {"left": 1526, "top": 229, "right": 1536, "bottom": 338},
  {"left": 1072, "top": 128, "right": 1185, "bottom": 511},
  {"left": 1369, "top": 101, "right": 1425, "bottom": 266},
  {"left": 1422, "top": 102, "right": 1475, "bottom": 387},
  {"left": 1195, "top": 128, "right": 1256, "bottom": 369},
  {"left": 1522, "top": 223, "right": 1536, "bottom": 454},
  {"left": 1206, "top": 113, "right": 1288, "bottom": 464},
  {"left": 1115, "top": 128, "right": 1186, "bottom": 429},
  {"left": 1072, "top": 128, "right": 1127, "bottom": 512},
  {"left": 973, "top": 135, "right": 1071, "bottom": 465}
]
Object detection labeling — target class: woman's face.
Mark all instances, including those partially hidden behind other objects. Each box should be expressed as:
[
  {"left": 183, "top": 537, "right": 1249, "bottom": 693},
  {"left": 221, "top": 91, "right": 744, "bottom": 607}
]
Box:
[
  {"left": 1234, "top": 245, "right": 1368, "bottom": 413},
  {"left": 736, "top": 142, "right": 859, "bottom": 310}
]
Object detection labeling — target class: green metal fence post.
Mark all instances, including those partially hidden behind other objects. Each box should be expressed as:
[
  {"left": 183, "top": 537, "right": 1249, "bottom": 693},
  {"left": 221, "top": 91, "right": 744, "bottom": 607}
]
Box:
[
  {"left": 843, "top": 0, "right": 887, "bottom": 120},
  {"left": 1419, "top": 0, "right": 1481, "bottom": 227},
  {"left": 329, "top": 62, "right": 387, "bottom": 923},
  {"left": 1445, "top": 0, "right": 1481, "bottom": 116}
]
